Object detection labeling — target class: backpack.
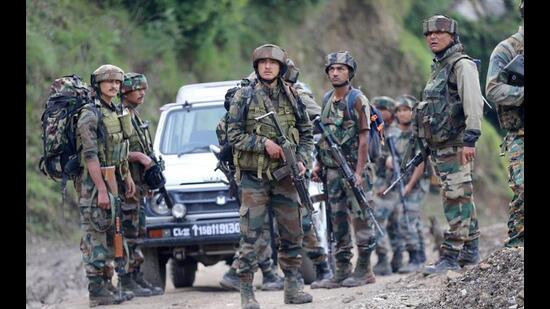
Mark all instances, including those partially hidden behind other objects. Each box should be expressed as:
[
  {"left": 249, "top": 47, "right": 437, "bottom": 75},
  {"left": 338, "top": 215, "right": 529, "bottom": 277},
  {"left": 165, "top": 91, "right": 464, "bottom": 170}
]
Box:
[
  {"left": 39, "top": 74, "right": 98, "bottom": 182},
  {"left": 322, "top": 87, "right": 384, "bottom": 161}
]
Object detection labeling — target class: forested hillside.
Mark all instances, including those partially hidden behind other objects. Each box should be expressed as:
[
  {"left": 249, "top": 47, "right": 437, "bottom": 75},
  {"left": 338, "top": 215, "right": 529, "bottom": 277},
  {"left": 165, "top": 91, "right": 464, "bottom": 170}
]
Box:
[{"left": 26, "top": 0, "right": 521, "bottom": 238}]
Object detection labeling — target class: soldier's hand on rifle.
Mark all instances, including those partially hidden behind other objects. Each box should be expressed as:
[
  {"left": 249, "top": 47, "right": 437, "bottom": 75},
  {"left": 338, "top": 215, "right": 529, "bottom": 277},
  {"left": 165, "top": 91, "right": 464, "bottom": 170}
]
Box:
[
  {"left": 125, "top": 175, "right": 136, "bottom": 198},
  {"left": 311, "top": 163, "right": 322, "bottom": 182},
  {"left": 404, "top": 183, "right": 412, "bottom": 196},
  {"left": 298, "top": 161, "right": 306, "bottom": 177},
  {"left": 377, "top": 186, "right": 387, "bottom": 197},
  {"left": 459, "top": 146, "right": 476, "bottom": 165},
  {"left": 354, "top": 172, "right": 364, "bottom": 187},
  {"left": 265, "top": 139, "right": 284, "bottom": 160},
  {"left": 98, "top": 187, "right": 111, "bottom": 209}
]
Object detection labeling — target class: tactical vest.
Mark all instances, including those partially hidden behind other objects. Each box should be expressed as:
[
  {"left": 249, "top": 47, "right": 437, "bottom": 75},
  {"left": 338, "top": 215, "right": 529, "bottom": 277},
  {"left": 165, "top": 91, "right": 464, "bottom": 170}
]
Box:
[
  {"left": 417, "top": 46, "right": 470, "bottom": 147},
  {"left": 233, "top": 82, "right": 301, "bottom": 179},
  {"left": 128, "top": 111, "right": 154, "bottom": 187},
  {"left": 317, "top": 91, "right": 362, "bottom": 168},
  {"left": 497, "top": 32, "right": 524, "bottom": 132}
]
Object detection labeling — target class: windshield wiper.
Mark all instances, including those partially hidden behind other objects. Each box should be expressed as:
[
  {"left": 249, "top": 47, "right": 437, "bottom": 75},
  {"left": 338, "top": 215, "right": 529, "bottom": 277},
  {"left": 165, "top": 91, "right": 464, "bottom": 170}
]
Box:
[{"left": 177, "top": 145, "right": 210, "bottom": 157}]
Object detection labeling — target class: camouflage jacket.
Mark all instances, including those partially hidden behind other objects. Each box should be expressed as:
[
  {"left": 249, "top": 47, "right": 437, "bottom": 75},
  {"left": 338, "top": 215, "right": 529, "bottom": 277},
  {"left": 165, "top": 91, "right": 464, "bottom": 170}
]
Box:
[
  {"left": 127, "top": 107, "right": 154, "bottom": 189},
  {"left": 374, "top": 120, "right": 399, "bottom": 189},
  {"left": 486, "top": 26, "right": 524, "bottom": 133},
  {"left": 227, "top": 79, "right": 313, "bottom": 179}
]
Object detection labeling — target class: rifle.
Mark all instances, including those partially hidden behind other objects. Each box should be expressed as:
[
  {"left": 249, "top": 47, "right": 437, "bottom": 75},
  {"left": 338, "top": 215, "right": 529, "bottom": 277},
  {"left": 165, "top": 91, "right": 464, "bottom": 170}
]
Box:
[
  {"left": 209, "top": 144, "right": 240, "bottom": 205},
  {"left": 383, "top": 138, "right": 430, "bottom": 196},
  {"left": 385, "top": 135, "right": 411, "bottom": 231},
  {"left": 498, "top": 54, "right": 524, "bottom": 87},
  {"left": 318, "top": 169, "right": 336, "bottom": 272},
  {"left": 100, "top": 166, "right": 125, "bottom": 301},
  {"left": 254, "top": 111, "right": 316, "bottom": 215},
  {"left": 312, "top": 116, "right": 384, "bottom": 236}
]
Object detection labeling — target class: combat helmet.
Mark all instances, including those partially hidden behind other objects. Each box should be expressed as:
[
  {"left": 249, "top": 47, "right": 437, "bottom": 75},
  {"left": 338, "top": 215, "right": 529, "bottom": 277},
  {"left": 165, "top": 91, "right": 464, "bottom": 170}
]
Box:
[
  {"left": 423, "top": 15, "right": 458, "bottom": 36},
  {"left": 394, "top": 94, "right": 418, "bottom": 111},
  {"left": 121, "top": 73, "right": 148, "bottom": 95},
  {"left": 252, "top": 44, "right": 288, "bottom": 77},
  {"left": 324, "top": 51, "right": 357, "bottom": 79},
  {"left": 371, "top": 96, "right": 396, "bottom": 111},
  {"left": 91, "top": 64, "right": 124, "bottom": 89},
  {"left": 283, "top": 58, "right": 300, "bottom": 84}
]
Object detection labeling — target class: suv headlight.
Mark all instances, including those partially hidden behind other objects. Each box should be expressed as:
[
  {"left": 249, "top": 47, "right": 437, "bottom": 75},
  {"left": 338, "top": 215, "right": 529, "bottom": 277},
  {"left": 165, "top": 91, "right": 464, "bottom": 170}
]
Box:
[
  {"left": 172, "top": 203, "right": 187, "bottom": 219},
  {"left": 150, "top": 193, "right": 171, "bottom": 216}
]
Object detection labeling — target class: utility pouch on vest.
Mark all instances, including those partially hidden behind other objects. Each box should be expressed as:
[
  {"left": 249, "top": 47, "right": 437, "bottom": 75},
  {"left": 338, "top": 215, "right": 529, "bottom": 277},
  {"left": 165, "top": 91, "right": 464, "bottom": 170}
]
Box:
[
  {"left": 118, "top": 110, "right": 133, "bottom": 139},
  {"left": 272, "top": 165, "right": 290, "bottom": 181}
]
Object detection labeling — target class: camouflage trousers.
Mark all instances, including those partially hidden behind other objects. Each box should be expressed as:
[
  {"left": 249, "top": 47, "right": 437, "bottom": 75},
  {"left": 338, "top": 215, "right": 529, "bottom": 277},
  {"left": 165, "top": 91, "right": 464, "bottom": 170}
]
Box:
[
  {"left": 238, "top": 172, "right": 303, "bottom": 276},
  {"left": 431, "top": 146, "right": 480, "bottom": 253},
  {"left": 373, "top": 192, "right": 404, "bottom": 256},
  {"left": 399, "top": 188, "right": 427, "bottom": 252},
  {"left": 122, "top": 195, "right": 146, "bottom": 272},
  {"left": 326, "top": 167, "right": 376, "bottom": 263},
  {"left": 504, "top": 134, "right": 524, "bottom": 246}
]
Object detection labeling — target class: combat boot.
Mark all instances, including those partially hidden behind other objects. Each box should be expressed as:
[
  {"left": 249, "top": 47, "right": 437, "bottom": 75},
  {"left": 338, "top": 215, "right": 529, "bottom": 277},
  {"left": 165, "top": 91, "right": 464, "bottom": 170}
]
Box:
[
  {"left": 373, "top": 254, "right": 392, "bottom": 276},
  {"left": 391, "top": 250, "right": 403, "bottom": 273},
  {"left": 398, "top": 250, "right": 423, "bottom": 273},
  {"left": 105, "top": 278, "right": 134, "bottom": 301},
  {"left": 341, "top": 251, "right": 376, "bottom": 287},
  {"left": 321, "top": 261, "right": 352, "bottom": 289},
  {"left": 458, "top": 239, "right": 480, "bottom": 267},
  {"left": 120, "top": 273, "right": 153, "bottom": 297},
  {"left": 423, "top": 250, "right": 460, "bottom": 275},
  {"left": 88, "top": 277, "right": 125, "bottom": 307},
  {"left": 261, "top": 270, "right": 284, "bottom": 291},
  {"left": 134, "top": 271, "right": 164, "bottom": 295},
  {"left": 240, "top": 273, "right": 260, "bottom": 309},
  {"left": 220, "top": 267, "right": 241, "bottom": 291},
  {"left": 284, "top": 274, "right": 313, "bottom": 304},
  {"left": 310, "top": 261, "right": 333, "bottom": 289}
]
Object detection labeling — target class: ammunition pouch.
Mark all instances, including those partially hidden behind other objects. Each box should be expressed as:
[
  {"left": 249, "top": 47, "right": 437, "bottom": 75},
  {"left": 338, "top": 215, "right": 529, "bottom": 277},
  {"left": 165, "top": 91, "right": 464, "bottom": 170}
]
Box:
[{"left": 118, "top": 110, "right": 134, "bottom": 139}]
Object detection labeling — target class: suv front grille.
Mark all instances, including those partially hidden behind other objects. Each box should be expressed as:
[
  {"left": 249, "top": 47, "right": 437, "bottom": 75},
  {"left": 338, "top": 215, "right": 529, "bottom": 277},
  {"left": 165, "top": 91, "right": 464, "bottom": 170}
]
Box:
[{"left": 173, "top": 189, "right": 238, "bottom": 215}]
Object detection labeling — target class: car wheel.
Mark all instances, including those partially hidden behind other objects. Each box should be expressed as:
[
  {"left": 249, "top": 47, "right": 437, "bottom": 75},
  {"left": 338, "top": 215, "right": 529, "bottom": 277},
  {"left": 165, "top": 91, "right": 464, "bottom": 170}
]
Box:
[{"left": 170, "top": 258, "right": 198, "bottom": 288}]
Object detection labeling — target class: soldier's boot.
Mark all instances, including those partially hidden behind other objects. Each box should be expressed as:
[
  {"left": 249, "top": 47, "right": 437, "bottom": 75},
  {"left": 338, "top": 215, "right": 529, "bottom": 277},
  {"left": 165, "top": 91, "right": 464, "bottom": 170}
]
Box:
[
  {"left": 105, "top": 278, "right": 134, "bottom": 301},
  {"left": 458, "top": 239, "right": 480, "bottom": 268},
  {"left": 134, "top": 270, "right": 164, "bottom": 295},
  {"left": 398, "top": 250, "right": 423, "bottom": 273},
  {"left": 240, "top": 273, "right": 260, "bottom": 309},
  {"left": 391, "top": 250, "right": 403, "bottom": 273},
  {"left": 296, "top": 271, "right": 305, "bottom": 291},
  {"left": 261, "top": 270, "right": 284, "bottom": 291},
  {"left": 341, "top": 250, "right": 376, "bottom": 287},
  {"left": 120, "top": 273, "right": 153, "bottom": 297},
  {"left": 322, "top": 261, "right": 352, "bottom": 289},
  {"left": 88, "top": 277, "right": 125, "bottom": 307},
  {"left": 284, "top": 274, "right": 313, "bottom": 304},
  {"left": 373, "top": 254, "right": 392, "bottom": 276},
  {"left": 418, "top": 236, "right": 427, "bottom": 264},
  {"left": 423, "top": 250, "right": 460, "bottom": 275},
  {"left": 220, "top": 267, "right": 241, "bottom": 291},
  {"left": 310, "top": 261, "right": 333, "bottom": 289}
]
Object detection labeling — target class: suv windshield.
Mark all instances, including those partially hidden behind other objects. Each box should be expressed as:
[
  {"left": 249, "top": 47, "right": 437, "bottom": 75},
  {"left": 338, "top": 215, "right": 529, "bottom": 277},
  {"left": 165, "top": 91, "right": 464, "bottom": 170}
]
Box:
[{"left": 160, "top": 104, "right": 226, "bottom": 155}]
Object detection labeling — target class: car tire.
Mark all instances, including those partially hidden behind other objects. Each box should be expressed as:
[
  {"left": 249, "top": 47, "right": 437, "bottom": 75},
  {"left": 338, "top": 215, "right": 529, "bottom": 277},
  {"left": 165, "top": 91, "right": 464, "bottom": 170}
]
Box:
[
  {"left": 300, "top": 252, "right": 316, "bottom": 284},
  {"left": 170, "top": 258, "right": 198, "bottom": 288},
  {"left": 141, "top": 247, "right": 167, "bottom": 291}
]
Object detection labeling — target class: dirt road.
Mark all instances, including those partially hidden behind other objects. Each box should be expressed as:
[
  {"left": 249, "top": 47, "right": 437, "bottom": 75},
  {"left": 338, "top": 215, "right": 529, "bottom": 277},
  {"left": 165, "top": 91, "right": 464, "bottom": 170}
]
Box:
[{"left": 26, "top": 223, "right": 510, "bottom": 309}]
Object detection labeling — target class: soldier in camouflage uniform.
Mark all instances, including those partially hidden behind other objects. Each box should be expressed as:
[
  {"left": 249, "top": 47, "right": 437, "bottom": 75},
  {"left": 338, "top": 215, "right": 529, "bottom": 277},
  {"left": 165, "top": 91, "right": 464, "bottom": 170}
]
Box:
[
  {"left": 370, "top": 96, "right": 405, "bottom": 276},
  {"left": 227, "top": 44, "right": 314, "bottom": 308},
  {"left": 119, "top": 73, "right": 164, "bottom": 296},
  {"left": 311, "top": 51, "right": 376, "bottom": 289},
  {"left": 486, "top": 0, "right": 524, "bottom": 248},
  {"left": 388, "top": 95, "right": 429, "bottom": 274},
  {"left": 417, "top": 16, "right": 483, "bottom": 274},
  {"left": 77, "top": 64, "right": 136, "bottom": 306}
]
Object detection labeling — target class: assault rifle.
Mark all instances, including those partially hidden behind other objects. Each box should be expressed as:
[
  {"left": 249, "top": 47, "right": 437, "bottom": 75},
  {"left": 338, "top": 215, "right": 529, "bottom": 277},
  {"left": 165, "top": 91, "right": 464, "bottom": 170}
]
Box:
[
  {"left": 383, "top": 139, "right": 430, "bottom": 196},
  {"left": 101, "top": 166, "right": 125, "bottom": 301},
  {"left": 386, "top": 135, "right": 411, "bottom": 231},
  {"left": 312, "top": 116, "right": 384, "bottom": 236},
  {"left": 210, "top": 144, "right": 240, "bottom": 204},
  {"left": 498, "top": 54, "right": 524, "bottom": 87}
]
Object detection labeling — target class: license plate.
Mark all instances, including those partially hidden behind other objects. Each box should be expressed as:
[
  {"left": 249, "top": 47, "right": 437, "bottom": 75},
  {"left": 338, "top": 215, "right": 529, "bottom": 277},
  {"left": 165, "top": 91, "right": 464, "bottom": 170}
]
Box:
[{"left": 172, "top": 222, "right": 240, "bottom": 238}]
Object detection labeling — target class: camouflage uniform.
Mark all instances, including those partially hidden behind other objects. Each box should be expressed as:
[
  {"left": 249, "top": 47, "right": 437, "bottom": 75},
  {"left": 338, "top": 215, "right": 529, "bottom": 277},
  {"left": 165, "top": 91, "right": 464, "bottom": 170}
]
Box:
[
  {"left": 228, "top": 43, "right": 314, "bottom": 308},
  {"left": 486, "top": 26, "right": 524, "bottom": 248},
  {"left": 418, "top": 16, "right": 483, "bottom": 274}
]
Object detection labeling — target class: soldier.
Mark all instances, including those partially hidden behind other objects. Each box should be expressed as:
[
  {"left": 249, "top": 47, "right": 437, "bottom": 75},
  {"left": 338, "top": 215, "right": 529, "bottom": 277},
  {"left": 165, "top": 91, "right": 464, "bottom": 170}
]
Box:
[
  {"left": 119, "top": 73, "right": 164, "bottom": 296},
  {"left": 370, "top": 96, "right": 405, "bottom": 276},
  {"left": 311, "top": 51, "right": 377, "bottom": 288},
  {"left": 77, "top": 64, "right": 135, "bottom": 306},
  {"left": 388, "top": 95, "right": 428, "bottom": 273},
  {"left": 417, "top": 15, "right": 483, "bottom": 274},
  {"left": 227, "top": 44, "right": 314, "bottom": 308},
  {"left": 486, "top": 0, "right": 524, "bottom": 248}
]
